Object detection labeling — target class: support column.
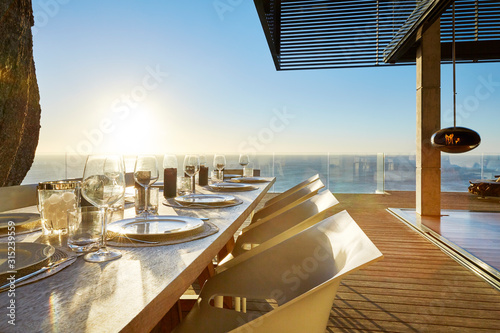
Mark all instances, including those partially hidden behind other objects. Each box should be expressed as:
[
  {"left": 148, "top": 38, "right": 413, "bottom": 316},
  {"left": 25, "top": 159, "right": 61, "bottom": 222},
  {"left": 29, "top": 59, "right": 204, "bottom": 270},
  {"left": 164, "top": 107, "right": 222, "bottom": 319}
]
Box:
[{"left": 416, "top": 19, "right": 441, "bottom": 216}]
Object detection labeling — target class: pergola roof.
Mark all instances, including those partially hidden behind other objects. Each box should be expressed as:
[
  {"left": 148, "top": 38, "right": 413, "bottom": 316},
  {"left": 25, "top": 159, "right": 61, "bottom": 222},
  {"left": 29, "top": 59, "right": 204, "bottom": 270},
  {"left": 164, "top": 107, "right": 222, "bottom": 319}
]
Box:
[{"left": 254, "top": 0, "right": 500, "bottom": 71}]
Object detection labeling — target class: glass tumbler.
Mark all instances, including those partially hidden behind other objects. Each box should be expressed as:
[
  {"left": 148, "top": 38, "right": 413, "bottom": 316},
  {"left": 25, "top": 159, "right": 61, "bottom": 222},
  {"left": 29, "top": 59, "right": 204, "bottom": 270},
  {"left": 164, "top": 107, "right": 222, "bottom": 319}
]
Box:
[
  {"left": 38, "top": 180, "right": 81, "bottom": 235},
  {"left": 67, "top": 206, "right": 101, "bottom": 253}
]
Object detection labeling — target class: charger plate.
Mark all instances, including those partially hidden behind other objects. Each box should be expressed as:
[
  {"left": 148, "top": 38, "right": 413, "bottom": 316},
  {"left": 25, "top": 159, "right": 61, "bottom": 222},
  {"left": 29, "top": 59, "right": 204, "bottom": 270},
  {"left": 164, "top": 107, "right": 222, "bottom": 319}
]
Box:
[
  {"left": 228, "top": 177, "right": 270, "bottom": 183},
  {"left": 0, "top": 247, "right": 77, "bottom": 291},
  {"left": 0, "top": 213, "right": 42, "bottom": 238},
  {"left": 0, "top": 243, "right": 55, "bottom": 285},
  {"left": 0, "top": 213, "right": 40, "bottom": 229}
]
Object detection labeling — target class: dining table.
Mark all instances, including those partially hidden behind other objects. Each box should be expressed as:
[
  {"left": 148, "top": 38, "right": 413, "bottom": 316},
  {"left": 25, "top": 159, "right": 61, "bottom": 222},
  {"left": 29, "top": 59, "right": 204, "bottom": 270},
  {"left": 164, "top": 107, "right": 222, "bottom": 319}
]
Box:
[{"left": 0, "top": 177, "right": 275, "bottom": 333}]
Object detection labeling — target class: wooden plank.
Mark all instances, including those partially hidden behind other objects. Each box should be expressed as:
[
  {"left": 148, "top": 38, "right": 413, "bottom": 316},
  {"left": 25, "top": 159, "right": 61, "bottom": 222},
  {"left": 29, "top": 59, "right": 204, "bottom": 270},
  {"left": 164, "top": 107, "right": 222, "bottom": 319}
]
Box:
[{"left": 323, "top": 191, "right": 500, "bottom": 332}]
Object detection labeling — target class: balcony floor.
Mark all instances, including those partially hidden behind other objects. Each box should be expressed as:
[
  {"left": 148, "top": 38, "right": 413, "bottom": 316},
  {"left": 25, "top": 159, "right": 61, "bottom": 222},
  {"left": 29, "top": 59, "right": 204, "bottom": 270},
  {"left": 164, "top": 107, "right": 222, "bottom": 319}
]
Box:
[{"left": 322, "top": 191, "right": 500, "bottom": 332}]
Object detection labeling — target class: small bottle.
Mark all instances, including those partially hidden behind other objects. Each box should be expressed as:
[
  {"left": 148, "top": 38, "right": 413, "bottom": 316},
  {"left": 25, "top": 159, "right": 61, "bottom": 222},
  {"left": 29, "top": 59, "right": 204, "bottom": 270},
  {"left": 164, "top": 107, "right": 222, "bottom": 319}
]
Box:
[
  {"left": 163, "top": 154, "right": 178, "bottom": 198},
  {"left": 198, "top": 155, "right": 208, "bottom": 186},
  {"left": 199, "top": 166, "right": 209, "bottom": 186}
]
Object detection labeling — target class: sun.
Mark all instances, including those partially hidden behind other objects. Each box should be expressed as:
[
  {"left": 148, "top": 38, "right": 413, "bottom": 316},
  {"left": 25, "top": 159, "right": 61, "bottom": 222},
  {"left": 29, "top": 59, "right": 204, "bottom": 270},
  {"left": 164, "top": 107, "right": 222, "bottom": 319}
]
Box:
[{"left": 105, "top": 107, "right": 161, "bottom": 155}]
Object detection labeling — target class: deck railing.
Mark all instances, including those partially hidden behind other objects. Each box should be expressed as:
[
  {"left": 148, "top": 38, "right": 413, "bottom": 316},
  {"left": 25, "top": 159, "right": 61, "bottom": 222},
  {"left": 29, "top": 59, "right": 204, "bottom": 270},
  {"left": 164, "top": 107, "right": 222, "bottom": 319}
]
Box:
[{"left": 22, "top": 153, "right": 500, "bottom": 194}]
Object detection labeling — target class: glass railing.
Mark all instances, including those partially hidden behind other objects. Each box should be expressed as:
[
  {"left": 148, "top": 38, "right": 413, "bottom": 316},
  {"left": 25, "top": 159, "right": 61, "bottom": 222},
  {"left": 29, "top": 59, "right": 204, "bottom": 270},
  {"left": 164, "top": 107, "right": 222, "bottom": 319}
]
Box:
[{"left": 22, "top": 153, "right": 500, "bottom": 193}]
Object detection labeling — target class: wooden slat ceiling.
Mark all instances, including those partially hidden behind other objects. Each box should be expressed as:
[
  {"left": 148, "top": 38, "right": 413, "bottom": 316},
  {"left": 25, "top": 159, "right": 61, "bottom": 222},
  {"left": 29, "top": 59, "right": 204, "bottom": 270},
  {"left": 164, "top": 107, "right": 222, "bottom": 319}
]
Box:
[{"left": 254, "top": 0, "right": 500, "bottom": 71}]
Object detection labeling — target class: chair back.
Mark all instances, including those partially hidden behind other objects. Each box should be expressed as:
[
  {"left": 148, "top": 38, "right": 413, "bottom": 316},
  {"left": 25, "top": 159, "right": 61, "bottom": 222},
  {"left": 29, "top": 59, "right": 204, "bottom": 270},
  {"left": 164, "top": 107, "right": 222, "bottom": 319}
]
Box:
[
  {"left": 264, "top": 173, "right": 319, "bottom": 207},
  {"left": 230, "top": 190, "right": 339, "bottom": 258},
  {"left": 175, "top": 210, "right": 383, "bottom": 333},
  {"left": 251, "top": 178, "right": 324, "bottom": 223}
]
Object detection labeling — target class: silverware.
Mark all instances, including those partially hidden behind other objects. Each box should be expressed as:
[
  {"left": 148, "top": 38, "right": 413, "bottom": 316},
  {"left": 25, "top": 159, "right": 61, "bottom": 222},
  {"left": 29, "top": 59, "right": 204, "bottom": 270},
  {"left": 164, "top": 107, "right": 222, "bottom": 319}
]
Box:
[{"left": 0, "top": 257, "right": 71, "bottom": 292}]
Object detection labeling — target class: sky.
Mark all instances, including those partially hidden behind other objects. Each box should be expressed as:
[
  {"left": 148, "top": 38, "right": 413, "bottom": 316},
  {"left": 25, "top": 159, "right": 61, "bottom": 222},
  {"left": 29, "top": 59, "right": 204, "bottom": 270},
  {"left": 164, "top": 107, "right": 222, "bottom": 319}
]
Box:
[{"left": 32, "top": 0, "right": 500, "bottom": 155}]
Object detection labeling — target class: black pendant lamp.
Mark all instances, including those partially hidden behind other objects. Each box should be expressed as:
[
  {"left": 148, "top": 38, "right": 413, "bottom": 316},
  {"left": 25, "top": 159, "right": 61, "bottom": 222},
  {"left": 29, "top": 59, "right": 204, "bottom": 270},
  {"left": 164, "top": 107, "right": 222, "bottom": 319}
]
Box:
[{"left": 431, "top": 2, "right": 480, "bottom": 154}]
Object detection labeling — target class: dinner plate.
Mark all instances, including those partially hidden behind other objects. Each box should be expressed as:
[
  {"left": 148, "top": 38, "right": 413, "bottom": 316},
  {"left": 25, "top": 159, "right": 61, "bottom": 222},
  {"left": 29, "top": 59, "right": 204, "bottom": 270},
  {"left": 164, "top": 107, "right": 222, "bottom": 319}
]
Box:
[
  {"left": 175, "top": 194, "right": 237, "bottom": 205},
  {"left": 0, "top": 243, "right": 55, "bottom": 276},
  {"left": 223, "top": 174, "right": 240, "bottom": 179},
  {"left": 209, "top": 183, "right": 257, "bottom": 191},
  {"left": 108, "top": 215, "right": 204, "bottom": 236},
  {"left": 229, "top": 177, "right": 269, "bottom": 183},
  {"left": 0, "top": 213, "right": 40, "bottom": 229}
]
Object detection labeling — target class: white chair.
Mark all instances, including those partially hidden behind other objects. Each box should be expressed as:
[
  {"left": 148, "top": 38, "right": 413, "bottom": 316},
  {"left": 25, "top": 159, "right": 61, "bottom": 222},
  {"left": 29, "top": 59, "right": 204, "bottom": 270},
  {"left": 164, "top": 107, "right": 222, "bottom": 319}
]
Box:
[
  {"left": 173, "top": 210, "right": 383, "bottom": 333},
  {"left": 225, "top": 190, "right": 339, "bottom": 261},
  {"left": 263, "top": 174, "right": 319, "bottom": 207},
  {"left": 250, "top": 177, "right": 324, "bottom": 224}
]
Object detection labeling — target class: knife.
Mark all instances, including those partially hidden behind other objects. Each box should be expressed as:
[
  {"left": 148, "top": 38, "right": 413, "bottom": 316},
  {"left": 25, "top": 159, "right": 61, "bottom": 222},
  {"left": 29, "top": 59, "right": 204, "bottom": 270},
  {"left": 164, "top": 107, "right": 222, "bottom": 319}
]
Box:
[{"left": 0, "top": 257, "right": 73, "bottom": 292}]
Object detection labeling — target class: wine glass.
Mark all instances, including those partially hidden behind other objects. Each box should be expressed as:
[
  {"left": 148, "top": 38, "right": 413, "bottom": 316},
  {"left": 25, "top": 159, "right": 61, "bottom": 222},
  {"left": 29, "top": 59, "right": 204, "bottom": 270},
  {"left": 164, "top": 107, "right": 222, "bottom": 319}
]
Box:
[
  {"left": 183, "top": 154, "right": 200, "bottom": 194},
  {"left": 239, "top": 154, "right": 250, "bottom": 167},
  {"left": 213, "top": 154, "right": 226, "bottom": 182},
  {"left": 134, "top": 155, "right": 159, "bottom": 219},
  {"left": 81, "top": 155, "right": 125, "bottom": 263},
  {"left": 239, "top": 154, "right": 250, "bottom": 176}
]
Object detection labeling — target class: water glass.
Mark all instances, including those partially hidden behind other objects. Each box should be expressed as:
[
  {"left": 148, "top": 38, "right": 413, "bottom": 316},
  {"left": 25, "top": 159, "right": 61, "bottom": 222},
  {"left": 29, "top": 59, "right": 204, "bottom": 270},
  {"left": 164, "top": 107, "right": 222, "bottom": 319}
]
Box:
[
  {"left": 178, "top": 176, "right": 192, "bottom": 196},
  {"left": 134, "top": 155, "right": 159, "bottom": 219},
  {"left": 213, "top": 155, "right": 226, "bottom": 183},
  {"left": 135, "top": 187, "right": 159, "bottom": 215},
  {"left": 67, "top": 206, "right": 101, "bottom": 253},
  {"left": 243, "top": 166, "right": 254, "bottom": 177},
  {"left": 211, "top": 170, "right": 223, "bottom": 184}
]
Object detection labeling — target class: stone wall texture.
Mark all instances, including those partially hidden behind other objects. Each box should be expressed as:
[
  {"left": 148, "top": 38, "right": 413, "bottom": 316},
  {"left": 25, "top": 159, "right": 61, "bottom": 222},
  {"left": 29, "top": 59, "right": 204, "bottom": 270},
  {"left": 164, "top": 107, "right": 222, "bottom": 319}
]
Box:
[{"left": 0, "top": 0, "right": 41, "bottom": 186}]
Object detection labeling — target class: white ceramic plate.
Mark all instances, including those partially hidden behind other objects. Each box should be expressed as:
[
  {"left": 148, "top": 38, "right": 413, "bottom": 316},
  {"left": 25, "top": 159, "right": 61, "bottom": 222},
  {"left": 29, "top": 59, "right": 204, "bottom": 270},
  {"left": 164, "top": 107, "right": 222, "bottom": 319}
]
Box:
[
  {"left": 209, "top": 183, "right": 257, "bottom": 191},
  {"left": 108, "top": 215, "right": 204, "bottom": 236},
  {"left": 223, "top": 174, "right": 240, "bottom": 179},
  {"left": 0, "top": 213, "right": 40, "bottom": 229},
  {"left": 229, "top": 177, "right": 269, "bottom": 183},
  {"left": 175, "top": 194, "right": 236, "bottom": 205},
  {"left": 0, "top": 242, "right": 55, "bottom": 276}
]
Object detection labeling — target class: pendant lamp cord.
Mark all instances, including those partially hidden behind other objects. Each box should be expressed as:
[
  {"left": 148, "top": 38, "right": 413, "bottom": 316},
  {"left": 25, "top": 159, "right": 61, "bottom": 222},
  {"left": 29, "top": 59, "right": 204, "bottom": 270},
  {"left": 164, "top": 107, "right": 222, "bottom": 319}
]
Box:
[{"left": 452, "top": 2, "right": 457, "bottom": 128}]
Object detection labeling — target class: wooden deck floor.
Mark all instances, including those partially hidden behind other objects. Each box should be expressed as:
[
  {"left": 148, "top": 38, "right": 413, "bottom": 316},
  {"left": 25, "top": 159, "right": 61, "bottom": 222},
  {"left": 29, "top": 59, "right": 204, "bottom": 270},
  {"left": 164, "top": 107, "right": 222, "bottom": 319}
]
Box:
[
  {"left": 324, "top": 191, "right": 500, "bottom": 332},
  {"left": 188, "top": 191, "right": 500, "bottom": 332}
]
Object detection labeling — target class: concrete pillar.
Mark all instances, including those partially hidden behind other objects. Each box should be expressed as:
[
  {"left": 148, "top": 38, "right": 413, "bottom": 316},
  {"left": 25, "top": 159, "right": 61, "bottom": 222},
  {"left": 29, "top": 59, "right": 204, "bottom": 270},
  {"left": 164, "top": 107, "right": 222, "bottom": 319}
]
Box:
[{"left": 416, "top": 19, "right": 441, "bottom": 216}]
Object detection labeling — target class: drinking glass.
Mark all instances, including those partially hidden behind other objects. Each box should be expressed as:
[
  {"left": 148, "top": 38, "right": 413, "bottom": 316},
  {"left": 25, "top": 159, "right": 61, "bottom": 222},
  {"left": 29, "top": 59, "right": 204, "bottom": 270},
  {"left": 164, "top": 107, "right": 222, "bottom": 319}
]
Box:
[
  {"left": 183, "top": 155, "right": 200, "bottom": 194},
  {"left": 239, "top": 154, "right": 250, "bottom": 168},
  {"left": 134, "top": 155, "right": 159, "bottom": 219},
  {"left": 213, "top": 154, "right": 226, "bottom": 182},
  {"left": 81, "top": 155, "right": 125, "bottom": 263},
  {"left": 239, "top": 154, "right": 250, "bottom": 177}
]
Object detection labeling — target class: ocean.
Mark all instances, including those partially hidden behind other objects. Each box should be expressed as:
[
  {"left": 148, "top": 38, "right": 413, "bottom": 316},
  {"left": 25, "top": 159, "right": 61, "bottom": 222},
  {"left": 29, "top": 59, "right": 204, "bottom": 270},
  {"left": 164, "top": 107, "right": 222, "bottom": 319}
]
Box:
[{"left": 22, "top": 153, "right": 500, "bottom": 193}]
